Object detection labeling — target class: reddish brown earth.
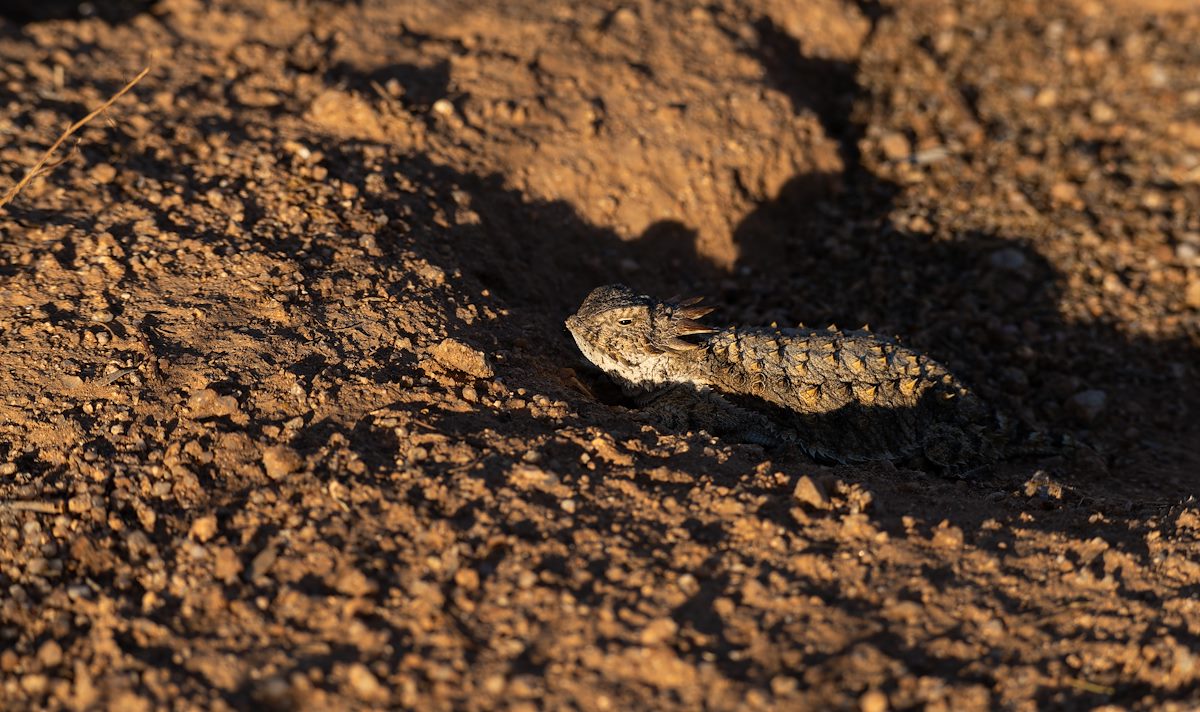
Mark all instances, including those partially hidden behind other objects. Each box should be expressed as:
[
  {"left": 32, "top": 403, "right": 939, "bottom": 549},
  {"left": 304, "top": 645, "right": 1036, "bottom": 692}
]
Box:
[{"left": 0, "top": 0, "right": 1198, "bottom": 710}]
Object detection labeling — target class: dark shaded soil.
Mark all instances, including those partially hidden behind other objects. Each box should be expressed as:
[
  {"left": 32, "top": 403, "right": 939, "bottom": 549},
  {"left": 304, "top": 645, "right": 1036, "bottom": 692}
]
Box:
[{"left": 0, "top": 0, "right": 1198, "bottom": 709}]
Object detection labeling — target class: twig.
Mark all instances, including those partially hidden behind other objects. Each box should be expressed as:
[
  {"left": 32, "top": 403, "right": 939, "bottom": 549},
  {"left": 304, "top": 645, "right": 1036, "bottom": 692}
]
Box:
[
  {"left": 1062, "top": 676, "right": 1115, "bottom": 695},
  {"left": 0, "top": 66, "right": 150, "bottom": 211},
  {"left": 97, "top": 365, "right": 140, "bottom": 386},
  {"left": 0, "top": 500, "right": 63, "bottom": 514}
]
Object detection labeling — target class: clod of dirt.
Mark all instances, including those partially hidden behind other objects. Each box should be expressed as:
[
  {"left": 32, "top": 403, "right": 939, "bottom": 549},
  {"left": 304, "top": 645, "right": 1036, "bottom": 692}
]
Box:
[
  {"left": 187, "top": 388, "right": 240, "bottom": 419},
  {"left": 261, "top": 445, "right": 303, "bottom": 480},
  {"left": 793, "top": 474, "right": 832, "bottom": 509},
  {"left": 213, "top": 548, "right": 243, "bottom": 584},
  {"left": 429, "top": 338, "right": 494, "bottom": 378},
  {"left": 860, "top": 689, "right": 889, "bottom": 712},
  {"left": 931, "top": 521, "right": 966, "bottom": 549},
  {"left": 36, "top": 640, "right": 62, "bottom": 668},
  {"left": 189, "top": 515, "right": 218, "bottom": 542},
  {"left": 346, "top": 663, "right": 388, "bottom": 703}
]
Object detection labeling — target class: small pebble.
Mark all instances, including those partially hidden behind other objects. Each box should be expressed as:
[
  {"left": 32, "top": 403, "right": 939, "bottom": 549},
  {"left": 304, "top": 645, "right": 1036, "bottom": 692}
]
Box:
[
  {"left": 932, "top": 522, "right": 965, "bottom": 549},
  {"left": 36, "top": 640, "right": 62, "bottom": 668},
  {"left": 1090, "top": 101, "right": 1116, "bottom": 123},
  {"left": 878, "top": 131, "right": 911, "bottom": 161},
  {"left": 860, "top": 690, "right": 889, "bottom": 712},
  {"left": 1066, "top": 389, "right": 1107, "bottom": 423},
  {"left": 346, "top": 663, "right": 387, "bottom": 701},
  {"left": 989, "top": 247, "right": 1027, "bottom": 271},
  {"left": 262, "top": 446, "right": 303, "bottom": 479},
  {"left": 89, "top": 163, "right": 117, "bottom": 183},
  {"left": 1185, "top": 279, "right": 1200, "bottom": 309},
  {"left": 189, "top": 515, "right": 218, "bottom": 542},
  {"left": 20, "top": 674, "right": 48, "bottom": 695},
  {"left": 793, "top": 475, "right": 831, "bottom": 509}
]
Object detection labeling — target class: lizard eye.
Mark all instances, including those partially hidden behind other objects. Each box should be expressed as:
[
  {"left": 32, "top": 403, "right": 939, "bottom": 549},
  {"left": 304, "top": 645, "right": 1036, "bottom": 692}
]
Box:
[{"left": 617, "top": 318, "right": 633, "bottom": 326}]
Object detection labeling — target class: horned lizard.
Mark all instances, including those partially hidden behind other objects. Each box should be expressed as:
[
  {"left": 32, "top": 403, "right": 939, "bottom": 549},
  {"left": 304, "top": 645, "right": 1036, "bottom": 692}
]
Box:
[{"left": 566, "top": 284, "right": 1066, "bottom": 472}]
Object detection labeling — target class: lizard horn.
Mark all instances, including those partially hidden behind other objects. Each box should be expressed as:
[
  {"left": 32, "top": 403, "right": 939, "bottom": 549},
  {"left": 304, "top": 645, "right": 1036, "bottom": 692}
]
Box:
[
  {"left": 674, "top": 318, "right": 716, "bottom": 336},
  {"left": 661, "top": 336, "right": 702, "bottom": 353},
  {"left": 678, "top": 305, "right": 715, "bottom": 319}
]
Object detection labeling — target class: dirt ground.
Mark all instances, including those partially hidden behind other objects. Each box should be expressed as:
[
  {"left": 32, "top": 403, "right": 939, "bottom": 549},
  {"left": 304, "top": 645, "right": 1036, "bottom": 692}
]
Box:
[{"left": 0, "top": 0, "right": 1198, "bottom": 709}]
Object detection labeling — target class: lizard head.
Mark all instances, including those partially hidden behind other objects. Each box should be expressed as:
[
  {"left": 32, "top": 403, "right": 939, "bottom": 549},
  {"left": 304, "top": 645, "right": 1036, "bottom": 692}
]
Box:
[{"left": 565, "top": 284, "right": 715, "bottom": 390}]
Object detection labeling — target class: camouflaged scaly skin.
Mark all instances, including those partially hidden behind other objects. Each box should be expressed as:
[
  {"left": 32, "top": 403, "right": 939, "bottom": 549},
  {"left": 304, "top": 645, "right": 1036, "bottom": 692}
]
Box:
[
  {"left": 566, "top": 284, "right": 1006, "bottom": 469},
  {"left": 694, "top": 326, "right": 998, "bottom": 465}
]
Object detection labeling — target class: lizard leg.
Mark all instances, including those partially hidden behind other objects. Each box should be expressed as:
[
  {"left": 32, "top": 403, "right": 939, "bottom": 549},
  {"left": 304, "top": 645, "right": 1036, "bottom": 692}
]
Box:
[
  {"left": 635, "top": 386, "right": 789, "bottom": 447},
  {"left": 920, "top": 423, "right": 988, "bottom": 476}
]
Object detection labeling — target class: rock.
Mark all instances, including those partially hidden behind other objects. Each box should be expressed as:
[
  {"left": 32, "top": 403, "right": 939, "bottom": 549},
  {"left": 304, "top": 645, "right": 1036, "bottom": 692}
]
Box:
[
  {"left": 89, "top": 163, "right": 117, "bottom": 183},
  {"left": 1049, "top": 181, "right": 1079, "bottom": 205},
  {"left": 639, "top": 617, "right": 678, "bottom": 645},
  {"left": 878, "top": 131, "right": 911, "bottom": 161},
  {"left": 72, "top": 660, "right": 97, "bottom": 709},
  {"left": 187, "top": 388, "right": 240, "bottom": 419},
  {"left": 792, "top": 475, "right": 831, "bottom": 509},
  {"left": 36, "top": 640, "right": 62, "bottom": 668},
  {"left": 346, "top": 663, "right": 387, "bottom": 702},
  {"left": 1090, "top": 101, "right": 1116, "bottom": 123},
  {"left": 430, "top": 338, "right": 494, "bottom": 378},
  {"left": 988, "top": 247, "right": 1027, "bottom": 271},
  {"left": 20, "top": 674, "right": 48, "bottom": 695},
  {"left": 248, "top": 543, "right": 278, "bottom": 581},
  {"left": 589, "top": 437, "right": 633, "bottom": 466},
  {"left": 262, "top": 445, "right": 303, "bottom": 480},
  {"left": 931, "top": 520, "right": 965, "bottom": 549},
  {"left": 333, "top": 566, "right": 378, "bottom": 597},
  {"left": 60, "top": 375, "right": 84, "bottom": 389},
  {"left": 1185, "top": 277, "right": 1200, "bottom": 309},
  {"left": 108, "top": 691, "right": 151, "bottom": 712},
  {"left": 860, "top": 690, "right": 889, "bottom": 712},
  {"left": 252, "top": 677, "right": 294, "bottom": 710},
  {"left": 1066, "top": 389, "right": 1107, "bottom": 423},
  {"left": 213, "top": 547, "right": 243, "bottom": 583},
  {"left": 189, "top": 515, "right": 218, "bottom": 542}
]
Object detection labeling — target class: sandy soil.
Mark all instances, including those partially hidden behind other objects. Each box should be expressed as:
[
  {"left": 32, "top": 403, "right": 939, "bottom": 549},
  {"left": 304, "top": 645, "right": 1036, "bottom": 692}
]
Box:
[{"left": 0, "top": 0, "right": 1198, "bottom": 709}]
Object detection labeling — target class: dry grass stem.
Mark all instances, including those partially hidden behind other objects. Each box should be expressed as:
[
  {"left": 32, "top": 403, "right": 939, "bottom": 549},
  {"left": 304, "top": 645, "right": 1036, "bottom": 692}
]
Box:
[
  {"left": 0, "top": 500, "right": 63, "bottom": 514},
  {"left": 0, "top": 66, "right": 150, "bottom": 211}
]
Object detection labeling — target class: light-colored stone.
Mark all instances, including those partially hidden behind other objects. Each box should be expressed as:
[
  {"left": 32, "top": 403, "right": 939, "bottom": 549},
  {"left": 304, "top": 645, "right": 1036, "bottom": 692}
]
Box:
[
  {"left": 347, "top": 663, "right": 387, "bottom": 702},
  {"left": 262, "top": 446, "right": 303, "bottom": 479},
  {"left": 189, "top": 515, "right": 218, "bottom": 542},
  {"left": 430, "top": 338, "right": 494, "bottom": 378},
  {"left": 793, "top": 475, "right": 831, "bottom": 509}
]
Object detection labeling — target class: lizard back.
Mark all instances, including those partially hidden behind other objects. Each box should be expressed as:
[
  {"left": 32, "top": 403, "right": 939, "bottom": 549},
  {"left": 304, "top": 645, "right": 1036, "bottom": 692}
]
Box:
[{"left": 693, "top": 327, "right": 994, "bottom": 463}]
